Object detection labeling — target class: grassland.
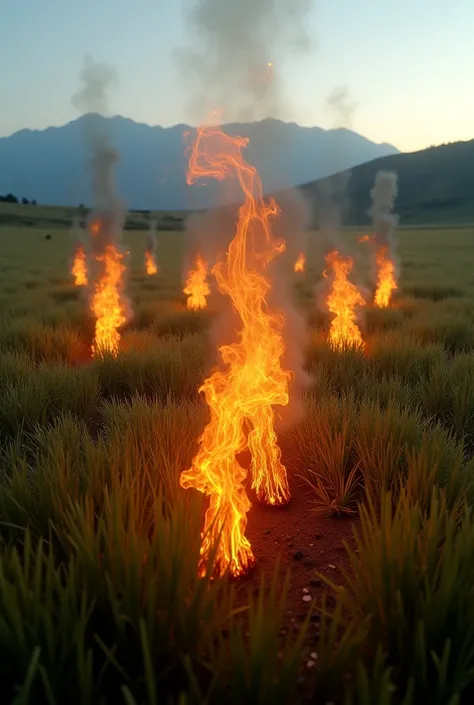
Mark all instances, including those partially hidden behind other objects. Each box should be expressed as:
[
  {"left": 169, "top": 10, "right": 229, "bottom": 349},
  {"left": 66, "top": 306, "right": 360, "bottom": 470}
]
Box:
[{"left": 1, "top": 219, "right": 474, "bottom": 704}]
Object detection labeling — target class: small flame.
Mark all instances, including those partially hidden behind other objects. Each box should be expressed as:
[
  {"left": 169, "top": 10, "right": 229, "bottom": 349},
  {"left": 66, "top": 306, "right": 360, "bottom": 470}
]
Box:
[
  {"left": 145, "top": 250, "right": 158, "bottom": 275},
  {"left": 294, "top": 252, "right": 306, "bottom": 272},
  {"left": 184, "top": 256, "right": 210, "bottom": 310},
  {"left": 358, "top": 234, "right": 373, "bottom": 244},
  {"left": 374, "top": 245, "right": 397, "bottom": 308},
  {"left": 324, "top": 250, "right": 365, "bottom": 350},
  {"left": 90, "top": 221, "right": 100, "bottom": 236},
  {"left": 91, "top": 243, "right": 127, "bottom": 357},
  {"left": 180, "top": 125, "right": 291, "bottom": 577},
  {"left": 71, "top": 246, "right": 88, "bottom": 287}
]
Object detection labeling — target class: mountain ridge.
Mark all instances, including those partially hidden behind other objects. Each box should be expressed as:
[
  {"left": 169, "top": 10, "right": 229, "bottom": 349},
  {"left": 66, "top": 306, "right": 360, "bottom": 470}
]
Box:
[{"left": 0, "top": 113, "right": 399, "bottom": 211}]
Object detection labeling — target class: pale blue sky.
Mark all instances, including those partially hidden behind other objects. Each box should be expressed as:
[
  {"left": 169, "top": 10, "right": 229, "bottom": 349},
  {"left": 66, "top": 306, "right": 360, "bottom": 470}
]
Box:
[{"left": 1, "top": 0, "right": 473, "bottom": 151}]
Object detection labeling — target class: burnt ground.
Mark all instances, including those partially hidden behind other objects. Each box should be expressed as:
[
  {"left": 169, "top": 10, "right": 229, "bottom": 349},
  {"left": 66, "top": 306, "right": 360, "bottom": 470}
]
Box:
[{"left": 242, "top": 476, "right": 357, "bottom": 701}]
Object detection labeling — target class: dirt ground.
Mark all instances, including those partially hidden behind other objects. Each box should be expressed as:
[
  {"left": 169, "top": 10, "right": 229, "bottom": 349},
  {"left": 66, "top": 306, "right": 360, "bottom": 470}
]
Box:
[{"left": 244, "top": 476, "right": 356, "bottom": 701}]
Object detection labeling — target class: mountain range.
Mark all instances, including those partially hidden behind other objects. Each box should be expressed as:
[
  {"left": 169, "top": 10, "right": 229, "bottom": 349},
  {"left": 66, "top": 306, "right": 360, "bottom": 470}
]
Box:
[{"left": 0, "top": 114, "right": 398, "bottom": 211}]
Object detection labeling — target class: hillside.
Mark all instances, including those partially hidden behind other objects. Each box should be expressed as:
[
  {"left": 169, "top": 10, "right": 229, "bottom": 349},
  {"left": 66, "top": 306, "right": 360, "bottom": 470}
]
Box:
[
  {"left": 301, "top": 139, "right": 474, "bottom": 226},
  {"left": 0, "top": 114, "right": 398, "bottom": 211}
]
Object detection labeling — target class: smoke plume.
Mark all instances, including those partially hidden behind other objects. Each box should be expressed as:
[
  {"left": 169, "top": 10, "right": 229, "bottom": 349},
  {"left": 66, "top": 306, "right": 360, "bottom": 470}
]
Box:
[
  {"left": 369, "top": 170, "right": 399, "bottom": 249},
  {"left": 176, "top": 0, "right": 316, "bottom": 123},
  {"left": 146, "top": 219, "right": 158, "bottom": 257},
  {"left": 72, "top": 57, "right": 132, "bottom": 345},
  {"left": 326, "top": 86, "right": 357, "bottom": 129}
]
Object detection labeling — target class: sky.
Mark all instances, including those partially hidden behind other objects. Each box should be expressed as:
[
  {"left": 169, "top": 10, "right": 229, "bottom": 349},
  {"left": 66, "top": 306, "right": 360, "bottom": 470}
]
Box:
[{"left": 1, "top": 0, "right": 473, "bottom": 152}]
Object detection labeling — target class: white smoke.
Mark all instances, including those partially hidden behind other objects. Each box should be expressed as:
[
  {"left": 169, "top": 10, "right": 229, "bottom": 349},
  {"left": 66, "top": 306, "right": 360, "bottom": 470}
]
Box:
[{"left": 369, "top": 170, "right": 399, "bottom": 249}]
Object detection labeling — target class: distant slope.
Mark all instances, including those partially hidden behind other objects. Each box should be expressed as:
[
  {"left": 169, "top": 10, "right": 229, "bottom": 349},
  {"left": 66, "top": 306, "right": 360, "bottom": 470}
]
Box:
[
  {"left": 301, "top": 139, "right": 474, "bottom": 225},
  {"left": 0, "top": 114, "right": 398, "bottom": 211}
]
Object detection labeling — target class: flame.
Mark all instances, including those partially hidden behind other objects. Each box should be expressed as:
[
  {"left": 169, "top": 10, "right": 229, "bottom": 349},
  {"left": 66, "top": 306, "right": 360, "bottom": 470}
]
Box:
[
  {"left": 324, "top": 250, "right": 365, "bottom": 350},
  {"left": 71, "top": 246, "right": 88, "bottom": 287},
  {"left": 358, "top": 234, "right": 373, "bottom": 244},
  {"left": 184, "top": 256, "right": 210, "bottom": 310},
  {"left": 145, "top": 250, "right": 158, "bottom": 276},
  {"left": 294, "top": 252, "right": 306, "bottom": 272},
  {"left": 180, "top": 125, "right": 291, "bottom": 577},
  {"left": 91, "top": 243, "right": 127, "bottom": 357},
  {"left": 90, "top": 221, "right": 100, "bottom": 237},
  {"left": 374, "top": 245, "right": 397, "bottom": 308}
]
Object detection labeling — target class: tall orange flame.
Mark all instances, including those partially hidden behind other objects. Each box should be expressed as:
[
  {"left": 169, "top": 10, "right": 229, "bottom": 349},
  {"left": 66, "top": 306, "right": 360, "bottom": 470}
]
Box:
[
  {"left": 294, "top": 252, "right": 306, "bottom": 272},
  {"left": 324, "top": 250, "right": 365, "bottom": 350},
  {"left": 145, "top": 250, "right": 158, "bottom": 276},
  {"left": 374, "top": 245, "right": 397, "bottom": 308},
  {"left": 91, "top": 243, "right": 127, "bottom": 357},
  {"left": 184, "top": 256, "right": 210, "bottom": 310},
  {"left": 72, "top": 246, "right": 88, "bottom": 287},
  {"left": 180, "top": 125, "right": 291, "bottom": 577}
]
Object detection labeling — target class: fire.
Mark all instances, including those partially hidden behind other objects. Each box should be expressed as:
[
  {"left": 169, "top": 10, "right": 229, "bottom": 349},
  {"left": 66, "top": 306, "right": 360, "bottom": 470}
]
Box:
[
  {"left": 357, "top": 234, "right": 373, "bottom": 244},
  {"left": 294, "top": 252, "right": 306, "bottom": 272},
  {"left": 145, "top": 250, "right": 158, "bottom": 276},
  {"left": 91, "top": 243, "right": 127, "bottom": 357},
  {"left": 184, "top": 256, "right": 210, "bottom": 310},
  {"left": 374, "top": 245, "right": 397, "bottom": 308},
  {"left": 71, "top": 246, "right": 88, "bottom": 287},
  {"left": 180, "top": 125, "right": 291, "bottom": 577},
  {"left": 324, "top": 250, "right": 365, "bottom": 350}
]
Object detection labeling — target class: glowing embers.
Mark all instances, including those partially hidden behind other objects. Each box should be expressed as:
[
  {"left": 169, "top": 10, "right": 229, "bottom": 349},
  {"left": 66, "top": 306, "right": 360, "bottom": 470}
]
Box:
[
  {"left": 324, "top": 250, "right": 365, "bottom": 350},
  {"left": 145, "top": 250, "right": 158, "bottom": 275},
  {"left": 91, "top": 242, "right": 127, "bottom": 357},
  {"left": 374, "top": 244, "right": 397, "bottom": 308},
  {"left": 72, "top": 245, "right": 88, "bottom": 287},
  {"left": 294, "top": 252, "right": 306, "bottom": 272},
  {"left": 179, "top": 125, "right": 291, "bottom": 578},
  {"left": 184, "top": 255, "right": 210, "bottom": 310}
]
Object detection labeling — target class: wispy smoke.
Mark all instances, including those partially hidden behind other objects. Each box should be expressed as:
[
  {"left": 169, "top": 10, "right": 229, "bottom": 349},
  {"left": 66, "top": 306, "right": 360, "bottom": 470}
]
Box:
[
  {"left": 268, "top": 189, "right": 312, "bottom": 428},
  {"left": 313, "top": 171, "right": 352, "bottom": 256},
  {"left": 72, "top": 57, "right": 132, "bottom": 324},
  {"left": 326, "top": 85, "right": 357, "bottom": 128},
  {"left": 70, "top": 217, "right": 86, "bottom": 248},
  {"left": 369, "top": 170, "right": 399, "bottom": 249},
  {"left": 146, "top": 219, "right": 158, "bottom": 256},
  {"left": 176, "top": 0, "right": 316, "bottom": 123},
  {"left": 72, "top": 56, "right": 123, "bottom": 242}
]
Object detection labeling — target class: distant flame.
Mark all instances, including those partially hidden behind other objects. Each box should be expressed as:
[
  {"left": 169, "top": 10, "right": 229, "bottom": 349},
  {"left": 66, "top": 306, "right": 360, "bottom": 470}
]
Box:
[
  {"left": 180, "top": 125, "right": 291, "bottom": 578},
  {"left": 71, "top": 246, "right": 88, "bottom": 287},
  {"left": 374, "top": 245, "right": 397, "bottom": 308},
  {"left": 324, "top": 250, "right": 365, "bottom": 350},
  {"left": 184, "top": 256, "right": 210, "bottom": 310},
  {"left": 294, "top": 252, "right": 306, "bottom": 272},
  {"left": 145, "top": 250, "right": 158, "bottom": 275},
  {"left": 91, "top": 243, "right": 127, "bottom": 357},
  {"left": 358, "top": 234, "right": 373, "bottom": 244}
]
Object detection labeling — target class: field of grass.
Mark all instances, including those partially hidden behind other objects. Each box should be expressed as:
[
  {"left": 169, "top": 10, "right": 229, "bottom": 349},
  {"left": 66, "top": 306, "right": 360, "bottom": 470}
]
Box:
[
  {"left": 0, "top": 201, "right": 187, "bottom": 230},
  {"left": 1, "top": 223, "right": 474, "bottom": 704}
]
